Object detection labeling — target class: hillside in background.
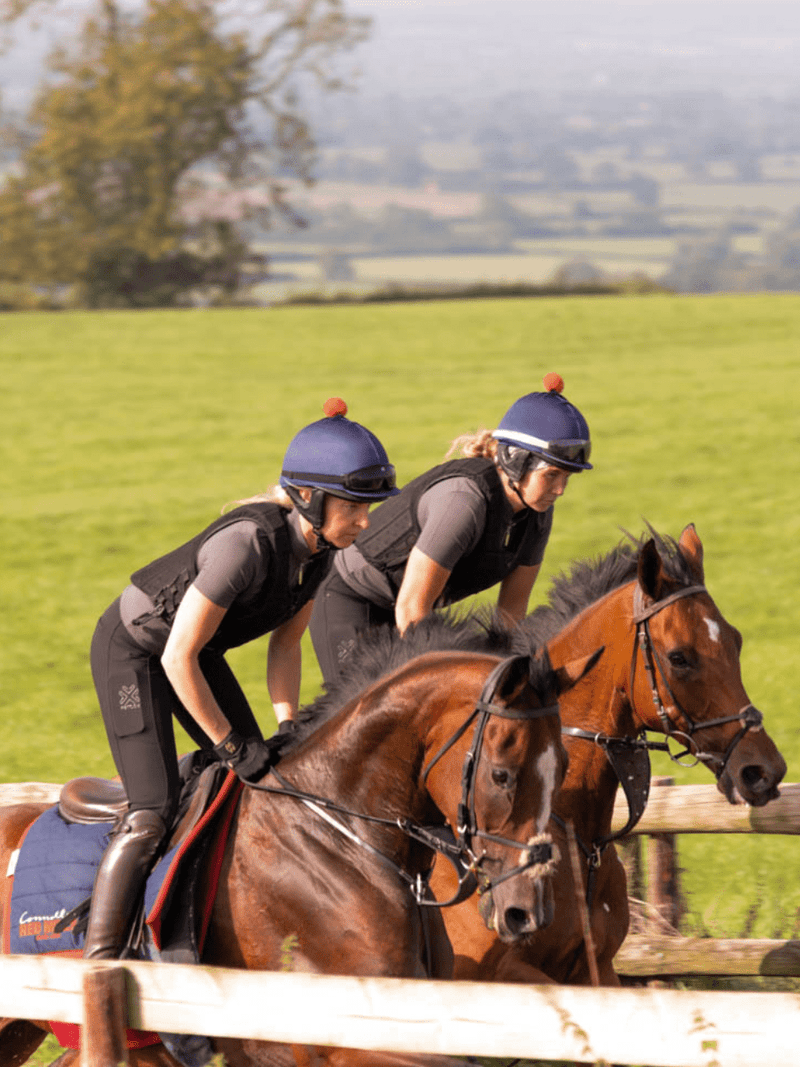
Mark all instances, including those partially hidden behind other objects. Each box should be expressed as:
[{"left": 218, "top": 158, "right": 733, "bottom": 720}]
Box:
[{"left": 4, "top": 1, "right": 800, "bottom": 299}]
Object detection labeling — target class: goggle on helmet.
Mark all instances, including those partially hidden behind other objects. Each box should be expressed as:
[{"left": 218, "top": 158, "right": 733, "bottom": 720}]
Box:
[
  {"left": 280, "top": 398, "right": 398, "bottom": 533},
  {"left": 493, "top": 373, "right": 592, "bottom": 480}
]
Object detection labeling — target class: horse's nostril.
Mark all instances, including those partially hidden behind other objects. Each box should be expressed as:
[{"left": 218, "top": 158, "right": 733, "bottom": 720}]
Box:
[
  {"left": 505, "top": 907, "right": 530, "bottom": 935},
  {"left": 740, "top": 764, "right": 766, "bottom": 789}
]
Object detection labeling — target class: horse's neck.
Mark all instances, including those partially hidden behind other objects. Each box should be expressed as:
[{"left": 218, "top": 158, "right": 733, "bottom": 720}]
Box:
[
  {"left": 253, "top": 704, "right": 433, "bottom": 867},
  {"left": 550, "top": 583, "right": 639, "bottom": 841}
]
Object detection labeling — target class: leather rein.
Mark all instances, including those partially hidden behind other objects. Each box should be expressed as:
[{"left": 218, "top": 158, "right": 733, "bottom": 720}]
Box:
[{"left": 248, "top": 654, "right": 559, "bottom": 909}]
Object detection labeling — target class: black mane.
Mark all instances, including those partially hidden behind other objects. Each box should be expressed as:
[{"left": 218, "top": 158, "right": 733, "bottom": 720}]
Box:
[
  {"left": 514, "top": 525, "right": 697, "bottom": 649},
  {"left": 278, "top": 525, "right": 693, "bottom": 753},
  {"left": 289, "top": 608, "right": 512, "bottom": 747}
]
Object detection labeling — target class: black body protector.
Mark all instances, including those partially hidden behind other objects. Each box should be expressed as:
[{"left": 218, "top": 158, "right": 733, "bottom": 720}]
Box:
[
  {"left": 130, "top": 503, "right": 331, "bottom": 650},
  {"left": 355, "top": 457, "right": 543, "bottom": 604}
]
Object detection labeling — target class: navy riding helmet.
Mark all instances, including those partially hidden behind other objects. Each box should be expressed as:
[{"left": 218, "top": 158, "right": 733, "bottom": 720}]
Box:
[
  {"left": 280, "top": 398, "right": 398, "bottom": 534},
  {"left": 493, "top": 373, "right": 592, "bottom": 483}
]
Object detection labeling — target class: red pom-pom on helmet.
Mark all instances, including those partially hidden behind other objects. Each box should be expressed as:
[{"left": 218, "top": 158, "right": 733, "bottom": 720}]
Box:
[
  {"left": 323, "top": 397, "right": 348, "bottom": 417},
  {"left": 542, "top": 372, "right": 565, "bottom": 394}
]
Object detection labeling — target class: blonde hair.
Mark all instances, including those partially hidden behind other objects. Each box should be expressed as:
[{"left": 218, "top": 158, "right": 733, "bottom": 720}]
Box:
[
  {"left": 222, "top": 485, "right": 293, "bottom": 513},
  {"left": 445, "top": 428, "right": 499, "bottom": 461}
]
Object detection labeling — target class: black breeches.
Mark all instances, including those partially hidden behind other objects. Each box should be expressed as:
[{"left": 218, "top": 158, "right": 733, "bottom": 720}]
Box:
[
  {"left": 308, "top": 569, "right": 395, "bottom": 686},
  {"left": 90, "top": 598, "right": 261, "bottom": 822}
]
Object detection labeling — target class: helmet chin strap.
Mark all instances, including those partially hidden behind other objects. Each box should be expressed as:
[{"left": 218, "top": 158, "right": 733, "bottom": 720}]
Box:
[
  {"left": 284, "top": 485, "right": 334, "bottom": 553},
  {"left": 311, "top": 526, "right": 335, "bottom": 553},
  {"left": 511, "top": 482, "right": 530, "bottom": 511}
]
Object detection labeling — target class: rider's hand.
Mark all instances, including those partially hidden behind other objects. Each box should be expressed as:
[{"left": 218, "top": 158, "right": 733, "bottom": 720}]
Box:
[{"left": 213, "top": 730, "right": 274, "bottom": 783}]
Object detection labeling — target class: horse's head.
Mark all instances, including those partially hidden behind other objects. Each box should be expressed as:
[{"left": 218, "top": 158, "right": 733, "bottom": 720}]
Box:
[
  {"left": 423, "top": 646, "right": 601, "bottom": 943},
  {"left": 633, "top": 523, "right": 786, "bottom": 806}
]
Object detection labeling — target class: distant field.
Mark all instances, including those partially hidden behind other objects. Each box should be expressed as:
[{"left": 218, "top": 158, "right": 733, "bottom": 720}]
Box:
[
  {"left": 2, "top": 293, "right": 800, "bottom": 942},
  {"left": 259, "top": 239, "right": 677, "bottom": 301}
]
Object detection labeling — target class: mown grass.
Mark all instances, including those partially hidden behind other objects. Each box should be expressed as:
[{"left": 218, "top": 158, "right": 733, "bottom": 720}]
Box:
[{"left": 2, "top": 293, "right": 800, "bottom": 946}]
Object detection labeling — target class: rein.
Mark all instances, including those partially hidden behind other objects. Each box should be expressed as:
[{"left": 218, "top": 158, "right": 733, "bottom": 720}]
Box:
[
  {"left": 631, "top": 583, "right": 764, "bottom": 778},
  {"left": 247, "top": 655, "right": 559, "bottom": 910}
]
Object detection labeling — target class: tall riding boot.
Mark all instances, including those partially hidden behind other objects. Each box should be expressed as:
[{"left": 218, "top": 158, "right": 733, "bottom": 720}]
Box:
[{"left": 83, "top": 808, "right": 167, "bottom": 960}]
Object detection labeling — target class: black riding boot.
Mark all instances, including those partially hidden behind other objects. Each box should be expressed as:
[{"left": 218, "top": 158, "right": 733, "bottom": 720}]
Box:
[{"left": 83, "top": 808, "right": 167, "bottom": 960}]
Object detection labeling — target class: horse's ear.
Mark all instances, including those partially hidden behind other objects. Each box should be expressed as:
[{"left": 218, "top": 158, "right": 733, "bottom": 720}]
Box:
[
  {"left": 637, "top": 537, "right": 665, "bottom": 601},
  {"left": 553, "top": 646, "right": 604, "bottom": 695},
  {"left": 678, "top": 523, "right": 705, "bottom": 583},
  {"left": 496, "top": 654, "right": 533, "bottom": 700}
]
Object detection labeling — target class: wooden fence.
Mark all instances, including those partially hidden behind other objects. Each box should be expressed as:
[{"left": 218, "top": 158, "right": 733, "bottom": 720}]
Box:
[
  {"left": 1, "top": 954, "right": 798, "bottom": 1067},
  {"left": 611, "top": 777, "right": 800, "bottom": 979},
  {"left": 2, "top": 780, "right": 799, "bottom": 1064}
]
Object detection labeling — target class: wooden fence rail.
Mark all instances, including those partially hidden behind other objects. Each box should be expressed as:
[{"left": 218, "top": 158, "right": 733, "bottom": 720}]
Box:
[
  {"left": 611, "top": 777, "right": 800, "bottom": 979},
  {"left": 0, "top": 954, "right": 798, "bottom": 1067}
]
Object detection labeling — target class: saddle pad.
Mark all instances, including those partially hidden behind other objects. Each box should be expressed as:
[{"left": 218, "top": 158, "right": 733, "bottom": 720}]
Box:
[
  {"left": 144, "top": 769, "right": 242, "bottom": 954},
  {"left": 5, "top": 807, "right": 108, "bottom": 955},
  {"left": 4, "top": 771, "right": 244, "bottom": 1067},
  {"left": 2, "top": 809, "right": 162, "bottom": 1053}
]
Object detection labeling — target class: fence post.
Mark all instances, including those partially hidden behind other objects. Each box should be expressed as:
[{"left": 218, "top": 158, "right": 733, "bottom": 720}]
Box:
[
  {"left": 646, "top": 775, "right": 682, "bottom": 931},
  {"left": 80, "top": 965, "right": 129, "bottom": 1067}
]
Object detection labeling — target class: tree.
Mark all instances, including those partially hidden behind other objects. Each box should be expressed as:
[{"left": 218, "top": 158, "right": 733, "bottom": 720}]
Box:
[{"left": 0, "top": 0, "right": 369, "bottom": 305}]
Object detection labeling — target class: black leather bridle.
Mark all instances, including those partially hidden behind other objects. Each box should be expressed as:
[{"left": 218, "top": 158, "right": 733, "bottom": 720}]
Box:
[
  {"left": 555, "top": 580, "right": 764, "bottom": 922},
  {"left": 630, "top": 583, "right": 764, "bottom": 779},
  {"left": 421, "top": 654, "right": 561, "bottom": 901}
]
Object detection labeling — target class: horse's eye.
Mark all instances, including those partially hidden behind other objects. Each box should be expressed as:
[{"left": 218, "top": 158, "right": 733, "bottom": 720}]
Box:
[
  {"left": 491, "top": 767, "right": 513, "bottom": 788},
  {"left": 667, "top": 649, "right": 692, "bottom": 670}
]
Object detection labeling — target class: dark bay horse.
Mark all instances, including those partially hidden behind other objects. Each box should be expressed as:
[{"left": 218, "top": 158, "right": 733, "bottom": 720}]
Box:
[
  {"left": 0, "top": 616, "right": 600, "bottom": 1067},
  {"left": 433, "top": 524, "right": 787, "bottom": 987}
]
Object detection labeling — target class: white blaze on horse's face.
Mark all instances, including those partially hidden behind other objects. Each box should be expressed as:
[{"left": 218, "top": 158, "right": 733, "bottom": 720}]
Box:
[
  {"left": 533, "top": 741, "right": 559, "bottom": 833},
  {"left": 704, "top": 616, "right": 721, "bottom": 644}
]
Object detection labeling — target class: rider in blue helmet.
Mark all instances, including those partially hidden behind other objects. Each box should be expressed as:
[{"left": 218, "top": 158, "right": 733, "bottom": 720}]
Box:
[
  {"left": 280, "top": 396, "right": 398, "bottom": 546},
  {"left": 309, "top": 374, "right": 592, "bottom": 686},
  {"left": 492, "top": 371, "right": 592, "bottom": 508},
  {"left": 84, "top": 400, "right": 394, "bottom": 960}
]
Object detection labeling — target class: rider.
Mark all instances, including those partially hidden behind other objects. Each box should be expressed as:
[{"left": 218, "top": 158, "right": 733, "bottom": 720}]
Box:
[
  {"left": 309, "top": 374, "right": 592, "bottom": 685},
  {"left": 85, "top": 398, "right": 397, "bottom": 959}
]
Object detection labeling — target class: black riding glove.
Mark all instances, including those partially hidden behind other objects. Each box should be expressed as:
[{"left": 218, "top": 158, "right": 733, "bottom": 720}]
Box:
[{"left": 213, "top": 730, "right": 274, "bottom": 783}]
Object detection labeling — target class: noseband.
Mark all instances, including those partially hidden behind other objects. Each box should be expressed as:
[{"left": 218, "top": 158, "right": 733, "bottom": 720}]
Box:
[
  {"left": 631, "top": 583, "right": 763, "bottom": 779},
  {"left": 422, "top": 654, "right": 560, "bottom": 897}
]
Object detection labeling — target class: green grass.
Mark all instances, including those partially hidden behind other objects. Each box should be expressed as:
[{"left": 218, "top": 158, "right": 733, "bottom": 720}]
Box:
[{"left": 2, "top": 293, "right": 800, "bottom": 943}]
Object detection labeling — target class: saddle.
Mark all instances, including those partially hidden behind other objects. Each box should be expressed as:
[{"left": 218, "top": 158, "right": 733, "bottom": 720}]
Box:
[{"left": 57, "top": 751, "right": 223, "bottom": 851}]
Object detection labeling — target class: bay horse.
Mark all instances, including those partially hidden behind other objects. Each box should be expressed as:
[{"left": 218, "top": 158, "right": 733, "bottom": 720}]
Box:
[
  {"left": 0, "top": 615, "right": 601, "bottom": 1067},
  {"left": 432, "top": 524, "right": 787, "bottom": 987}
]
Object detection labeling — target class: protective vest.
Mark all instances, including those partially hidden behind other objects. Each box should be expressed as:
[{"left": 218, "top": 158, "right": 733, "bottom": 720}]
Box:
[
  {"left": 355, "top": 457, "right": 541, "bottom": 604},
  {"left": 130, "top": 503, "right": 330, "bottom": 651}
]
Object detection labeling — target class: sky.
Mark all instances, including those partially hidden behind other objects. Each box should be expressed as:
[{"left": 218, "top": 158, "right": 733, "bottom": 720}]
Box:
[
  {"left": 336, "top": 0, "right": 800, "bottom": 100},
  {"left": 2, "top": 0, "right": 799, "bottom": 110}
]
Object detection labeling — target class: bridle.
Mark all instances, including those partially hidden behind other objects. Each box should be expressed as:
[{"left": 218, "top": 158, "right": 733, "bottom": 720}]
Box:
[
  {"left": 421, "top": 654, "right": 560, "bottom": 901},
  {"left": 630, "top": 582, "right": 763, "bottom": 779},
  {"left": 248, "top": 654, "right": 560, "bottom": 909},
  {"left": 555, "top": 579, "right": 764, "bottom": 925}
]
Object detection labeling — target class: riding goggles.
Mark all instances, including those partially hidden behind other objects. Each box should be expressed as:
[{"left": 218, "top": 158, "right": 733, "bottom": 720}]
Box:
[
  {"left": 282, "top": 464, "right": 398, "bottom": 496},
  {"left": 493, "top": 429, "right": 592, "bottom": 467}
]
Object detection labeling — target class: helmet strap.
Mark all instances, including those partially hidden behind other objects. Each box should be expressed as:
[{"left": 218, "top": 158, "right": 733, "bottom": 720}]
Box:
[
  {"left": 283, "top": 485, "right": 334, "bottom": 553},
  {"left": 511, "top": 481, "right": 530, "bottom": 511}
]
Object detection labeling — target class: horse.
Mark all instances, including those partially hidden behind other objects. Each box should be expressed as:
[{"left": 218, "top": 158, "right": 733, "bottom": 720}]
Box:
[
  {"left": 432, "top": 524, "right": 787, "bottom": 987},
  {"left": 0, "top": 614, "right": 601, "bottom": 1067}
]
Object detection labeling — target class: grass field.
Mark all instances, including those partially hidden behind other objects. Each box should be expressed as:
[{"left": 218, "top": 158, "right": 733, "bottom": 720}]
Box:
[{"left": 3, "top": 292, "right": 800, "bottom": 950}]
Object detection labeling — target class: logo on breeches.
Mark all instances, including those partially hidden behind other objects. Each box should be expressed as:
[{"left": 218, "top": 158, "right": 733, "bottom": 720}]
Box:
[{"left": 118, "top": 684, "right": 141, "bottom": 711}]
